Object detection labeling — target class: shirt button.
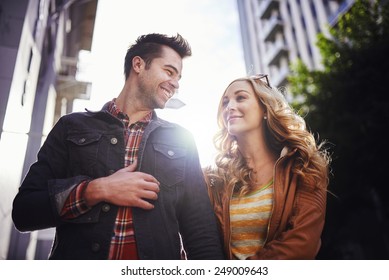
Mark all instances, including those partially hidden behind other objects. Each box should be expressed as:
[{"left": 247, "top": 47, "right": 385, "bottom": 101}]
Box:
[
  {"left": 167, "top": 150, "right": 175, "bottom": 156},
  {"left": 78, "top": 138, "right": 86, "bottom": 144},
  {"left": 110, "top": 137, "right": 118, "bottom": 145},
  {"left": 91, "top": 243, "right": 100, "bottom": 252},
  {"left": 102, "top": 204, "right": 110, "bottom": 212}
]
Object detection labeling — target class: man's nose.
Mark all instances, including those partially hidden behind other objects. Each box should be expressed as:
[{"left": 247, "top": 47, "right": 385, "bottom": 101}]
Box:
[{"left": 169, "top": 79, "right": 179, "bottom": 90}]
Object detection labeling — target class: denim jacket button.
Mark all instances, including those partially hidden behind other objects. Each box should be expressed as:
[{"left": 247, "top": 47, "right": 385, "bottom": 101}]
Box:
[
  {"left": 110, "top": 137, "right": 118, "bottom": 145},
  {"left": 102, "top": 204, "right": 110, "bottom": 212},
  {"left": 78, "top": 138, "right": 86, "bottom": 144},
  {"left": 167, "top": 150, "right": 175, "bottom": 156},
  {"left": 91, "top": 243, "right": 100, "bottom": 252}
]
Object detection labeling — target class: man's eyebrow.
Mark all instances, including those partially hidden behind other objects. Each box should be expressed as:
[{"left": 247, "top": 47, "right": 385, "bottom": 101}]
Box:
[{"left": 165, "top": 64, "right": 181, "bottom": 79}]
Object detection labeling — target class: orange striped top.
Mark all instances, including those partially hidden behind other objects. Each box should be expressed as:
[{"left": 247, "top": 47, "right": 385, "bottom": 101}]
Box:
[{"left": 230, "top": 179, "right": 273, "bottom": 259}]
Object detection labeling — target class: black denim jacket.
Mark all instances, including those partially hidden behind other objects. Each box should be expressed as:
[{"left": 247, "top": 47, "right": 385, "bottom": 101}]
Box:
[{"left": 12, "top": 103, "right": 224, "bottom": 260}]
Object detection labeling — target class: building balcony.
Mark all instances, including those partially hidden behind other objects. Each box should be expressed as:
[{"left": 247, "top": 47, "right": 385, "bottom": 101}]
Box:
[
  {"left": 56, "top": 75, "right": 91, "bottom": 101},
  {"left": 56, "top": 53, "right": 91, "bottom": 100},
  {"left": 266, "top": 40, "right": 289, "bottom": 66},
  {"left": 258, "top": 0, "right": 280, "bottom": 20},
  {"left": 272, "top": 66, "right": 289, "bottom": 88},
  {"left": 328, "top": 0, "right": 355, "bottom": 26},
  {"left": 263, "top": 16, "right": 284, "bottom": 42}
]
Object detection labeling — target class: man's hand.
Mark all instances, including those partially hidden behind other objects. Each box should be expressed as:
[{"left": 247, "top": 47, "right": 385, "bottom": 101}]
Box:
[{"left": 84, "top": 161, "right": 160, "bottom": 210}]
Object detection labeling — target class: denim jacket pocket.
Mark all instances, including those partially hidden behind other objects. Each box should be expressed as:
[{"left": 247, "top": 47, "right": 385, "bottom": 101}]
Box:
[
  {"left": 66, "top": 132, "right": 103, "bottom": 176},
  {"left": 153, "top": 143, "right": 186, "bottom": 187}
]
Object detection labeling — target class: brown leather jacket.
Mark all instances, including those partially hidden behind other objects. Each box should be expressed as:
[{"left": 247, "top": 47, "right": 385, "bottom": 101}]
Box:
[{"left": 206, "top": 148, "right": 327, "bottom": 259}]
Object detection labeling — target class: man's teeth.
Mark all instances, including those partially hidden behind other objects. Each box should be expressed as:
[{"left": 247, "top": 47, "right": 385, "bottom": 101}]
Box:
[{"left": 163, "top": 88, "right": 172, "bottom": 97}]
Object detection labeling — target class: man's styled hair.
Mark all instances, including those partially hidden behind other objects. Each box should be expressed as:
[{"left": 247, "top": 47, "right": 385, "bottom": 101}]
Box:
[{"left": 124, "top": 33, "right": 192, "bottom": 79}]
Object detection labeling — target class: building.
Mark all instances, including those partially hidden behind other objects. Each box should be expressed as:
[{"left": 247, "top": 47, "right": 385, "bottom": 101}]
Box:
[
  {"left": 0, "top": 0, "right": 98, "bottom": 259},
  {"left": 236, "top": 0, "right": 355, "bottom": 88}
]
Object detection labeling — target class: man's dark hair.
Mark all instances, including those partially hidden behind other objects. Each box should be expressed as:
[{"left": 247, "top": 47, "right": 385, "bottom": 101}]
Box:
[{"left": 124, "top": 33, "right": 192, "bottom": 79}]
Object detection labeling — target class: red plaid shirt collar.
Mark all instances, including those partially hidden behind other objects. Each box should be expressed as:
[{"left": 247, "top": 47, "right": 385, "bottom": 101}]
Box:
[{"left": 108, "top": 99, "right": 152, "bottom": 124}]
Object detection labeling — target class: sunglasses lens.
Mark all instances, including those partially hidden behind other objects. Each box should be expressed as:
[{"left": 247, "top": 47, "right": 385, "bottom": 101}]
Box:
[{"left": 252, "top": 74, "right": 271, "bottom": 88}]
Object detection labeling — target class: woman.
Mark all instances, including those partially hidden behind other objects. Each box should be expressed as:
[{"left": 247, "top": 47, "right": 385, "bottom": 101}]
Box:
[{"left": 204, "top": 75, "right": 331, "bottom": 260}]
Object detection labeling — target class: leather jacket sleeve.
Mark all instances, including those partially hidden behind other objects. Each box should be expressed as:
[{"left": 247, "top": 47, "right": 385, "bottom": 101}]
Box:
[{"left": 248, "top": 185, "right": 327, "bottom": 260}]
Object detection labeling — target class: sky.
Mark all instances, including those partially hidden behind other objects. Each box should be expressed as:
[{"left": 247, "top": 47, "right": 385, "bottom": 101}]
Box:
[{"left": 74, "top": 0, "right": 247, "bottom": 166}]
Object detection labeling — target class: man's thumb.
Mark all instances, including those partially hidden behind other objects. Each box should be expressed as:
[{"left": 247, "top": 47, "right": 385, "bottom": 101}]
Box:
[{"left": 123, "top": 159, "right": 137, "bottom": 172}]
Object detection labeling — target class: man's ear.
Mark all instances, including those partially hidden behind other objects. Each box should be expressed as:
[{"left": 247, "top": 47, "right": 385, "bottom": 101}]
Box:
[{"left": 132, "top": 56, "right": 144, "bottom": 73}]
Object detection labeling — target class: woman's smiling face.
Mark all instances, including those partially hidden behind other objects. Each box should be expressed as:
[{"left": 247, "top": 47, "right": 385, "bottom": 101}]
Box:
[{"left": 221, "top": 80, "right": 266, "bottom": 137}]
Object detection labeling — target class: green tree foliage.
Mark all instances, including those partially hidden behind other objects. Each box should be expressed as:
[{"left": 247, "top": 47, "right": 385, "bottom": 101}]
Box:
[{"left": 288, "top": 0, "right": 389, "bottom": 259}]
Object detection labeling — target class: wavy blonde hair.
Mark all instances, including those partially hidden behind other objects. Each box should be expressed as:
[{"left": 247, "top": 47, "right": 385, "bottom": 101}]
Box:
[{"left": 206, "top": 76, "right": 331, "bottom": 195}]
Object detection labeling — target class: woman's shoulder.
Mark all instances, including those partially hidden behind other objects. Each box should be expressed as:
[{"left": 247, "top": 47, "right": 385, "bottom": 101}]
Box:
[{"left": 203, "top": 165, "right": 227, "bottom": 189}]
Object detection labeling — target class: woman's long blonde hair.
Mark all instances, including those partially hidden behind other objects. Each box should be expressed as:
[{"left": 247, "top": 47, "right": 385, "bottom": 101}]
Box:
[{"left": 206, "top": 76, "right": 331, "bottom": 195}]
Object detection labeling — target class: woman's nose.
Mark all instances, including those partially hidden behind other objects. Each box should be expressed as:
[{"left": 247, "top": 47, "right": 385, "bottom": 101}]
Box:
[{"left": 225, "top": 101, "right": 235, "bottom": 111}]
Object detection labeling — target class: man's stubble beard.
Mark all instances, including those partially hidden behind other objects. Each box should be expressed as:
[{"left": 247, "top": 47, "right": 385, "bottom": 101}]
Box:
[{"left": 137, "top": 77, "right": 164, "bottom": 110}]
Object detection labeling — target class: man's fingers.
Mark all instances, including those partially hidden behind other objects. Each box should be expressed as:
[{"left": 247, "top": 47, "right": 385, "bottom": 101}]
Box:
[
  {"left": 122, "top": 160, "right": 137, "bottom": 172},
  {"left": 142, "top": 181, "right": 160, "bottom": 193},
  {"left": 142, "top": 174, "right": 160, "bottom": 186},
  {"left": 120, "top": 162, "right": 160, "bottom": 186},
  {"left": 141, "top": 190, "right": 159, "bottom": 201},
  {"left": 133, "top": 198, "right": 155, "bottom": 210}
]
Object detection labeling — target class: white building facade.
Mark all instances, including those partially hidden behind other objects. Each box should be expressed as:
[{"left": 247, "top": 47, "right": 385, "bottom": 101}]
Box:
[
  {"left": 0, "top": 0, "right": 98, "bottom": 260},
  {"left": 236, "top": 0, "right": 355, "bottom": 87}
]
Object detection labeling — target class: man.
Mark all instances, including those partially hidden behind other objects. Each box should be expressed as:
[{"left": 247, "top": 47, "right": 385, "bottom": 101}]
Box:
[{"left": 12, "top": 33, "right": 224, "bottom": 260}]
